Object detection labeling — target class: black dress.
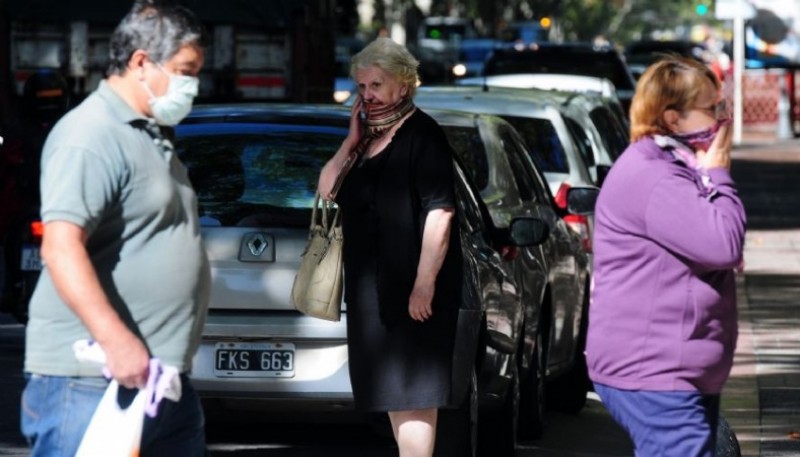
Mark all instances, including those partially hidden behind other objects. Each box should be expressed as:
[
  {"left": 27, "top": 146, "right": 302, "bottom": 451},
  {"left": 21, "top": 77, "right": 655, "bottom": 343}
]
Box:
[{"left": 336, "top": 109, "right": 462, "bottom": 412}]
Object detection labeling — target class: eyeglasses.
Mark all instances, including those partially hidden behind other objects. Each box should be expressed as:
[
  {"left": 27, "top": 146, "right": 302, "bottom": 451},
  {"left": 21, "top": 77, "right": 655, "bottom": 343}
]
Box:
[{"left": 695, "top": 99, "right": 729, "bottom": 120}]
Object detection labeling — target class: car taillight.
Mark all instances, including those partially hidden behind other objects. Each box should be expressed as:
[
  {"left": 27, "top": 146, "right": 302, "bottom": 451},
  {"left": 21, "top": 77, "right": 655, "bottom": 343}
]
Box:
[
  {"left": 30, "top": 221, "right": 44, "bottom": 243},
  {"left": 554, "top": 183, "right": 592, "bottom": 253},
  {"left": 564, "top": 214, "right": 592, "bottom": 253},
  {"left": 554, "top": 182, "right": 570, "bottom": 211}
]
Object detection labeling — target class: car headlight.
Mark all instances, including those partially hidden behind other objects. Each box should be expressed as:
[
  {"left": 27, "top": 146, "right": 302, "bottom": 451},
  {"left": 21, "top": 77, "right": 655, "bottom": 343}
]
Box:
[
  {"left": 333, "top": 90, "right": 351, "bottom": 104},
  {"left": 452, "top": 63, "right": 467, "bottom": 77}
]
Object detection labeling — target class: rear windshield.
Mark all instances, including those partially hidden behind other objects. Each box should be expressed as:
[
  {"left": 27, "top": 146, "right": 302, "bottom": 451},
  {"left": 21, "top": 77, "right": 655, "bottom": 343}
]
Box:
[
  {"left": 176, "top": 123, "right": 346, "bottom": 227},
  {"left": 500, "top": 116, "right": 569, "bottom": 174},
  {"left": 441, "top": 126, "right": 489, "bottom": 192},
  {"left": 485, "top": 49, "right": 635, "bottom": 91}
]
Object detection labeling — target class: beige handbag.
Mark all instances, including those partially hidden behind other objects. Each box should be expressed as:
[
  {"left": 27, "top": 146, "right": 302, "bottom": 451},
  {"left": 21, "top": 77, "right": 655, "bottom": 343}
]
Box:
[{"left": 290, "top": 192, "right": 344, "bottom": 321}]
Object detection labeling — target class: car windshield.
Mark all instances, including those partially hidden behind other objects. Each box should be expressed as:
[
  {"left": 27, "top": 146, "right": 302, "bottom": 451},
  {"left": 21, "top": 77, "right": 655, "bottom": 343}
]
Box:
[
  {"left": 485, "top": 49, "right": 635, "bottom": 91},
  {"left": 499, "top": 116, "right": 569, "bottom": 174},
  {"left": 176, "top": 123, "right": 346, "bottom": 227}
]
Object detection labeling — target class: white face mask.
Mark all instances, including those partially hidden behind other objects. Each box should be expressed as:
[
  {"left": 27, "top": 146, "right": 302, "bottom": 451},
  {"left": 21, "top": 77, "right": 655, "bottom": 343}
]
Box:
[{"left": 142, "top": 65, "right": 199, "bottom": 126}]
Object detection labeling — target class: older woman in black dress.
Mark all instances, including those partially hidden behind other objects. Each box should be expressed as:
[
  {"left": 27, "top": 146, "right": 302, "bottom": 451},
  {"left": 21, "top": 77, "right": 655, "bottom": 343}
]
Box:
[{"left": 318, "top": 37, "right": 462, "bottom": 456}]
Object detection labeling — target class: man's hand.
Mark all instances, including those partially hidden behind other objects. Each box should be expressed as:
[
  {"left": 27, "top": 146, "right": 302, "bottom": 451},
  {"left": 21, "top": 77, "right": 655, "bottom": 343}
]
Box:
[{"left": 101, "top": 332, "right": 150, "bottom": 389}]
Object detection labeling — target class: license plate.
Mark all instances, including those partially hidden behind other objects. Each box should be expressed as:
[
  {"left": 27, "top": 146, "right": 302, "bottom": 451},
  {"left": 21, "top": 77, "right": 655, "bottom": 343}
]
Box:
[
  {"left": 213, "top": 342, "right": 295, "bottom": 378},
  {"left": 21, "top": 245, "right": 42, "bottom": 271}
]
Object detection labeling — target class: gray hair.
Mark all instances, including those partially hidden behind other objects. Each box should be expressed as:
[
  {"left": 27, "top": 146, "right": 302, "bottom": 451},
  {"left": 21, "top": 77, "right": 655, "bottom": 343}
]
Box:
[
  {"left": 107, "top": 0, "right": 205, "bottom": 76},
  {"left": 350, "top": 37, "right": 420, "bottom": 97}
]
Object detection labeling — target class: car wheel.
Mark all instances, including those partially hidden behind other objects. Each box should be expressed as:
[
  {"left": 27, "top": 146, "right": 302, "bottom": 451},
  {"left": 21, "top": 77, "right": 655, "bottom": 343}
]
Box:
[
  {"left": 435, "top": 368, "right": 477, "bottom": 457},
  {"left": 518, "top": 320, "right": 546, "bottom": 440},
  {"left": 478, "top": 356, "right": 519, "bottom": 456},
  {"left": 548, "top": 287, "right": 590, "bottom": 414}
]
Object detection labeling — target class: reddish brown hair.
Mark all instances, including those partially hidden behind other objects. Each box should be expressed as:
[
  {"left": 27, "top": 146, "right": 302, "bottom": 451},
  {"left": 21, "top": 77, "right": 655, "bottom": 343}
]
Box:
[{"left": 629, "top": 55, "right": 720, "bottom": 143}]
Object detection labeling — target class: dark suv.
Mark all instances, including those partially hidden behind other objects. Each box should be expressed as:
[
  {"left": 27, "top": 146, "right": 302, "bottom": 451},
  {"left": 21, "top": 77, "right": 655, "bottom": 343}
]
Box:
[{"left": 483, "top": 42, "right": 637, "bottom": 116}]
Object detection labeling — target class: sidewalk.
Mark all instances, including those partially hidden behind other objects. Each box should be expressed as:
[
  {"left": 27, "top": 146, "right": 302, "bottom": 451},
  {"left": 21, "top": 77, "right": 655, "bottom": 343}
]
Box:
[{"left": 723, "top": 130, "right": 800, "bottom": 456}]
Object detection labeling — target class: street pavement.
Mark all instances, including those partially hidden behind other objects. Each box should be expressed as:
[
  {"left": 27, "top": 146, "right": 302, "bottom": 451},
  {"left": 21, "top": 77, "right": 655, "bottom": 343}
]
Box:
[{"left": 723, "top": 131, "right": 800, "bottom": 457}]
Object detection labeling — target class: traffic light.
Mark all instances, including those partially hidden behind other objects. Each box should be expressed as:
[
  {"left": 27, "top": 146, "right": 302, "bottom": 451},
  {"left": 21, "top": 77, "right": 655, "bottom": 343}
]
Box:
[{"left": 695, "top": 2, "right": 709, "bottom": 15}]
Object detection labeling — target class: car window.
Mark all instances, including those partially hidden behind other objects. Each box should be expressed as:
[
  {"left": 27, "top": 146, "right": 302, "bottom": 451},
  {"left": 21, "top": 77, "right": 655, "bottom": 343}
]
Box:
[
  {"left": 454, "top": 165, "right": 488, "bottom": 237},
  {"left": 502, "top": 115, "right": 569, "bottom": 174},
  {"left": 176, "top": 123, "right": 345, "bottom": 227},
  {"left": 441, "top": 126, "right": 490, "bottom": 193},
  {"left": 589, "top": 107, "right": 628, "bottom": 160},
  {"left": 562, "top": 117, "right": 594, "bottom": 168},
  {"left": 498, "top": 125, "right": 538, "bottom": 203}
]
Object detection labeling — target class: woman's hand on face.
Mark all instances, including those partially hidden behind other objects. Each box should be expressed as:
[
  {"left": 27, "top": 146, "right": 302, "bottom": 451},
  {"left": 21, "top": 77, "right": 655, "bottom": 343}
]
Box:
[
  {"left": 697, "top": 122, "right": 732, "bottom": 170},
  {"left": 409, "top": 282, "right": 434, "bottom": 322},
  {"left": 345, "top": 96, "right": 365, "bottom": 147}
]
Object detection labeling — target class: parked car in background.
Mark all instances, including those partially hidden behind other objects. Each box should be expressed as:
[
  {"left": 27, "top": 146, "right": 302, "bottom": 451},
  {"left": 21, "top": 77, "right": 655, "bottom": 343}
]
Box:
[
  {"left": 483, "top": 42, "right": 637, "bottom": 117},
  {"left": 498, "top": 20, "right": 550, "bottom": 46},
  {"left": 411, "top": 86, "right": 598, "bottom": 256},
  {"left": 333, "top": 36, "right": 365, "bottom": 103},
  {"left": 450, "top": 37, "right": 498, "bottom": 80},
  {"left": 456, "top": 73, "right": 629, "bottom": 128},
  {"left": 426, "top": 108, "right": 596, "bottom": 430},
  {"left": 413, "top": 16, "right": 478, "bottom": 84},
  {"left": 624, "top": 39, "right": 710, "bottom": 80},
  {"left": 176, "top": 103, "right": 568, "bottom": 455},
  {"left": 455, "top": 75, "right": 630, "bottom": 184}
]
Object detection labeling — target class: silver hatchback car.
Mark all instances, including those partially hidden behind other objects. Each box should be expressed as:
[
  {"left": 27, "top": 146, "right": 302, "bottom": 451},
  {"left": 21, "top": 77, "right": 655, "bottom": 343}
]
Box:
[{"left": 176, "top": 103, "right": 567, "bottom": 455}]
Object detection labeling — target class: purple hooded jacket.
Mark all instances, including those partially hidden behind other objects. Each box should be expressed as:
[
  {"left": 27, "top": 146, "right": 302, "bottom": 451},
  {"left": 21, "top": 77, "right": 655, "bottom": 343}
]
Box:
[{"left": 586, "top": 136, "right": 746, "bottom": 394}]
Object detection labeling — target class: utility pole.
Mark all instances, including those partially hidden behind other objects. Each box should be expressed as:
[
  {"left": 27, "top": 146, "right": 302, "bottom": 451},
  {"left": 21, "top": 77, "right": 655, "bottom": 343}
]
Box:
[{"left": 715, "top": 0, "right": 755, "bottom": 145}]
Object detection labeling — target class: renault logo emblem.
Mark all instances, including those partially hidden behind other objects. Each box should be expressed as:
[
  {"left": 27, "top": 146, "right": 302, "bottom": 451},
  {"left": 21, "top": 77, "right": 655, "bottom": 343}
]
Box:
[{"left": 247, "top": 233, "right": 269, "bottom": 256}]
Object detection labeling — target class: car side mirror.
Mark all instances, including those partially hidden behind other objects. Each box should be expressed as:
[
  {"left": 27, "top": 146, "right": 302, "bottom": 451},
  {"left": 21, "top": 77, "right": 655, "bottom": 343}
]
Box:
[
  {"left": 596, "top": 164, "right": 612, "bottom": 187},
  {"left": 508, "top": 216, "right": 550, "bottom": 247},
  {"left": 567, "top": 186, "right": 600, "bottom": 216}
]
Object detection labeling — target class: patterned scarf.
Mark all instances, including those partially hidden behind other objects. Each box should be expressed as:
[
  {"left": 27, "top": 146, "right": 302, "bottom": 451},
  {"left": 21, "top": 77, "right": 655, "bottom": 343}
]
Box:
[
  {"left": 329, "top": 96, "right": 416, "bottom": 198},
  {"left": 654, "top": 134, "right": 717, "bottom": 198}
]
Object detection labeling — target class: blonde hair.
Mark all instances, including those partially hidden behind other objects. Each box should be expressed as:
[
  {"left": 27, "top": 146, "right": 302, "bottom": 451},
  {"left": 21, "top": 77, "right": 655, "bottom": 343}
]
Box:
[
  {"left": 350, "top": 37, "right": 420, "bottom": 97},
  {"left": 629, "top": 55, "right": 721, "bottom": 143}
]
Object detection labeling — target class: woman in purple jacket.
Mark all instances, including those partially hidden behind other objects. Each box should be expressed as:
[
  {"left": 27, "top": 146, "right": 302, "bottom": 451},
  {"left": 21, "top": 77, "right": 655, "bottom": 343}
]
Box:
[{"left": 586, "top": 56, "right": 745, "bottom": 456}]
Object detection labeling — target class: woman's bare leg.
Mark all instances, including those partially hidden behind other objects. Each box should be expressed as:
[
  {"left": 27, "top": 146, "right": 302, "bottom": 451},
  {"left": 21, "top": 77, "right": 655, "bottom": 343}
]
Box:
[{"left": 388, "top": 408, "right": 438, "bottom": 457}]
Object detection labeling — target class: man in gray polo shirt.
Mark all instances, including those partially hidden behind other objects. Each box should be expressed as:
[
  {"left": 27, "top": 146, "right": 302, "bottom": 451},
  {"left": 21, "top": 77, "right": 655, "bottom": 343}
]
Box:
[{"left": 21, "top": 2, "right": 209, "bottom": 455}]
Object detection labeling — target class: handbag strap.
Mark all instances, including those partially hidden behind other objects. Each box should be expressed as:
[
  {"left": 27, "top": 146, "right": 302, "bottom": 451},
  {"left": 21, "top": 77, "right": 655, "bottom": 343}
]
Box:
[
  {"left": 310, "top": 192, "right": 327, "bottom": 232},
  {"left": 311, "top": 191, "right": 340, "bottom": 235},
  {"left": 329, "top": 150, "right": 358, "bottom": 200}
]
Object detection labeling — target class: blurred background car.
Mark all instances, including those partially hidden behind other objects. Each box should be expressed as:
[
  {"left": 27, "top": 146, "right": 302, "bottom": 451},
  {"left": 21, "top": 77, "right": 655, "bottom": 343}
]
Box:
[
  {"left": 333, "top": 37, "right": 366, "bottom": 103},
  {"left": 176, "top": 103, "right": 558, "bottom": 455},
  {"left": 1, "top": 69, "right": 70, "bottom": 324},
  {"left": 449, "top": 37, "right": 498, "bottom": 80},
  {"left": 624, "top": 39, "right": 712, "bottom": 80},
  {"left": 482, "top": 42, "right": 638, "bottom": 117},
  {"left": 413, "top": 16, "right": 478, "bottom": 84},
  {"left": 498, "top": 20, "right": 550, "bottom": 46}
]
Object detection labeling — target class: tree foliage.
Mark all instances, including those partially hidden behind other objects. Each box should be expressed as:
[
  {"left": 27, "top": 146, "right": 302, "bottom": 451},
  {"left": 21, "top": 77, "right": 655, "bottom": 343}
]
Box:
[{"left": 557, "top": 0, "right": 710, "bottom": 43}]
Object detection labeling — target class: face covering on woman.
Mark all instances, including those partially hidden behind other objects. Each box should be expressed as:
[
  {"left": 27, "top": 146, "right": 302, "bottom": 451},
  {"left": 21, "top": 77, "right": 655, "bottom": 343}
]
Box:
[
  {"left": 142, "top": 65, "right": 199, "bottom": 126},
  {"left": 672, "top": 120, "right": 728, "bottom": 152}
]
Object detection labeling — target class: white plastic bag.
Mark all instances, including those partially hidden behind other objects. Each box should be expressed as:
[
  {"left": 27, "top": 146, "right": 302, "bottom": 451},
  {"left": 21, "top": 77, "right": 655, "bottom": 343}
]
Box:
[{"left": 75, "top": 380, "right": 146, "bottom": 457}]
